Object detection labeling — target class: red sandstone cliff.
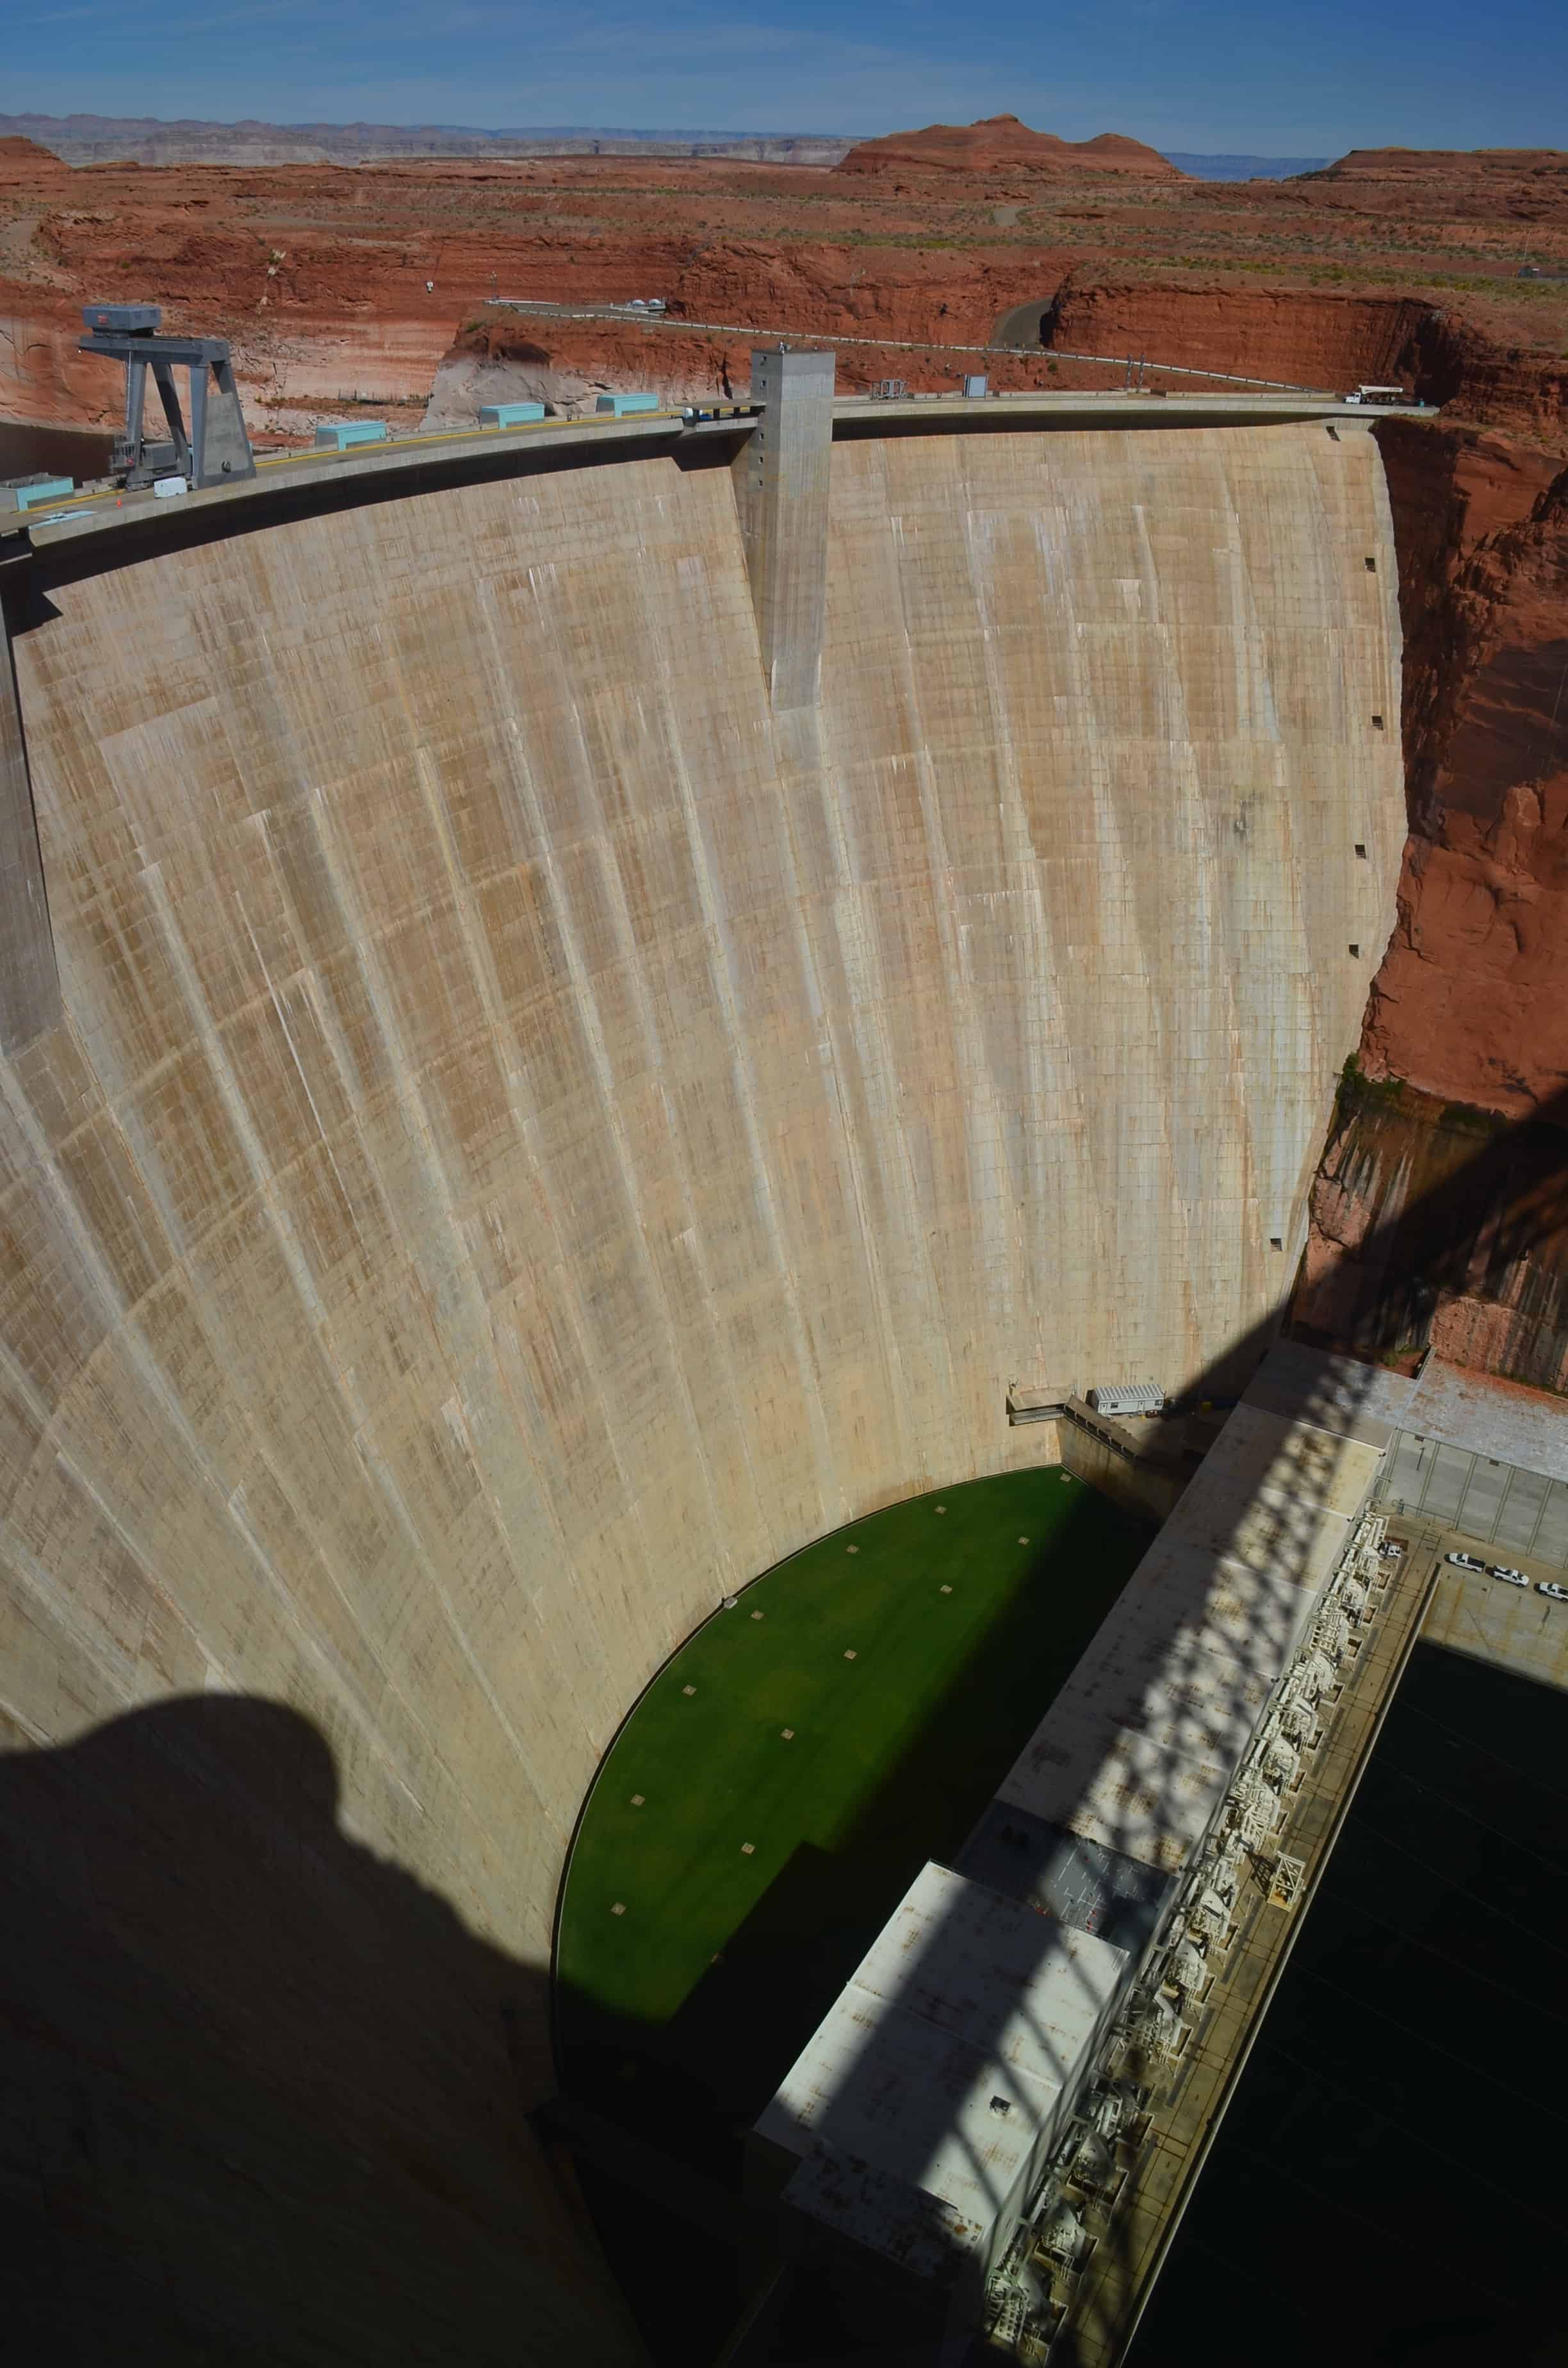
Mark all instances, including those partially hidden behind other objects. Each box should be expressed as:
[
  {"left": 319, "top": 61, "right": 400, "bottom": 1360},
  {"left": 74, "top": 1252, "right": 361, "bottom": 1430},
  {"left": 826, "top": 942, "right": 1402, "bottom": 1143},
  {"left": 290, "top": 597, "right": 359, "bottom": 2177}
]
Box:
[
  {"left": 1040, "top": 277, "right": 1430, "bottom": 390},
  {"left": 1401, "top": 310, "right": 1568, "bottom": 444},
  {"left": 1293, "top": 1069, "right": 1568, "bottom": 1390},
  {"left": 3, "top": 138, "right": 1562, "bottom": 436},
  {"left": 1364, "top": 430, "right": 1568, "bottom": 1114},
  {"left": 1293, "top": 420, "right": 1568, "bottom": 1382}
]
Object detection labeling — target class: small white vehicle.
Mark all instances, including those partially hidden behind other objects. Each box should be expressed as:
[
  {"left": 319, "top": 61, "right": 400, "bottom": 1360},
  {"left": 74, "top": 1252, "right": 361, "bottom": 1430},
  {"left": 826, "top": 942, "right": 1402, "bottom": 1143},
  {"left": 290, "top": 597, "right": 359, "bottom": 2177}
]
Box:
[
  {"left": 1380, "top": 1542, "right": 1405, "bottom": 1559},
  {"left": 1537, "top": 1581, "right": 1568, "bottom": 1603},
  {"left": 1489, "top": 1565, "right": 1529, "bottom": 1587},
  {"left": 1446, "top": 1551, "right": 1486, "bottom": 1571}
]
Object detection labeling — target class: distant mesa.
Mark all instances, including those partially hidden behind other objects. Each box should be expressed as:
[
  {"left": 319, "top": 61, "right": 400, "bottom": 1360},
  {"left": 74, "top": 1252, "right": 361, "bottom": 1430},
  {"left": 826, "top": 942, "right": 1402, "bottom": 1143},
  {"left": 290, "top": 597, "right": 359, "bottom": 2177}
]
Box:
[
  {"left": 1291, "top": 144, "right": 1568, "bottom": 225},
  {"left": 836, "top": 114, "right": 1182, "bottom": 179},
  {"left": 0, "top": 111, "right": 858, "bottom": 170},
  {"left": 1306, "top": 145, "right": 1568, "bottom": 177}
]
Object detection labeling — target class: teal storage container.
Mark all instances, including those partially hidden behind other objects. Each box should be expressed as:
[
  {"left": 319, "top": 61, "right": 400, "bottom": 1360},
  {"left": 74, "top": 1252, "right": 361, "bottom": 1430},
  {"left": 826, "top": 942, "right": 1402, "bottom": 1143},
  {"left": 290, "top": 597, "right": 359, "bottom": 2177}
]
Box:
[
  {"left": 15, "top": 478, "right": 75, "bottom": 511},
  {"left": 313, "top": 422, "right": 389, "bottom": 450}
]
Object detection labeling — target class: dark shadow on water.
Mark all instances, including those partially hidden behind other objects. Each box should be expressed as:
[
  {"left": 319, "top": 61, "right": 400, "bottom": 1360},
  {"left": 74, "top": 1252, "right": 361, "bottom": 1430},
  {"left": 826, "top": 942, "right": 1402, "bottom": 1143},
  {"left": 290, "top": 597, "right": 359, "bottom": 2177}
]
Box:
[
  {"left": 0, "top": 1695, "right": 632, "bottom": 2366},
  {"left": 1125, "top": 1644, "right": 1568, "bottom": 2368}
]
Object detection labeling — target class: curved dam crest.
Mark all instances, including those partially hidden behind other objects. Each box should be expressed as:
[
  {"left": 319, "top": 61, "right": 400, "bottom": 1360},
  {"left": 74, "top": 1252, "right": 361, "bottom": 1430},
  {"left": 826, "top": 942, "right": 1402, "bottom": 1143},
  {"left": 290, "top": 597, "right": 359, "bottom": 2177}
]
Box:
[{"left": 0, "top": 416, "right": 1402, "bottom": 2355}]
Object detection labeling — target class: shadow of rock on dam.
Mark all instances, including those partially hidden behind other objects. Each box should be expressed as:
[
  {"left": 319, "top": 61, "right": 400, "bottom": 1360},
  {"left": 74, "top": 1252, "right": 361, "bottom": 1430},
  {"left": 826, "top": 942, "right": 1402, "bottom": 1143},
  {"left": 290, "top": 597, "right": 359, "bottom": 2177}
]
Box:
[{"left": 0, "top": 392, "right": 1404, "bottom": 2360}]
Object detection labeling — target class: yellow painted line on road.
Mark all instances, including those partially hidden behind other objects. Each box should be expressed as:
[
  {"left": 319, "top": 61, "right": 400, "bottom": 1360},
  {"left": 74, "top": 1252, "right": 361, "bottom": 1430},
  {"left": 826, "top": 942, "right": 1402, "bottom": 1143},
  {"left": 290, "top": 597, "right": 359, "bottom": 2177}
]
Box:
[
  {"left": 251, "top": 407, "right": 694, "bottom": 471},
  {"left": 15, "top": 407, "right": 699, "bottom": 527}
]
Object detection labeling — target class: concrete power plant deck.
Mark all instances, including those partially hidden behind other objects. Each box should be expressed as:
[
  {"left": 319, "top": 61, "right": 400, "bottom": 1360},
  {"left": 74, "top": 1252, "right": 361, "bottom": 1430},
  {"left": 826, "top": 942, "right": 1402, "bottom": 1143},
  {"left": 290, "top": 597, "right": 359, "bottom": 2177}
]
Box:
[{"left": 0, "top": 410, "right": 1403, "bottom": 2361}]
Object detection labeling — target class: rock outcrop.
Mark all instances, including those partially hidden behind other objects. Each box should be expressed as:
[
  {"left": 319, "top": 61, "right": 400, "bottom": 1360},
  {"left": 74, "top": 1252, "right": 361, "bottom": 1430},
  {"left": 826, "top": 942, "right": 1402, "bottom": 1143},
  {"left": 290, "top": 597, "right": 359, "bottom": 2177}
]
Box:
[
  {"left": 421, "top": 318, "right": 750, "bottom": 423},
  {"left": 1296, "top": 421, "right": 1568, "bottom": 1380},
  {"left": 1295, "top": 147, "right": 1568, "bottom": 224},
  {"left": 0, "top": 136, "right": 69, "bottom": 184},
  {"left": 1037, "top": 275, "right": 1431, "bottom": 390},
  {"left": 837, "top": 114, "right": 1181, "bottom": 179},
  {"left": 1364, "top": 425, "right": 1568, "bottom": 1113},
  {"left": 1293, "top": 1067, "right": 1568, "bottom": 1392},
  {"left": 1401, "top": 309, "right": 1568, "bottom": 443}
]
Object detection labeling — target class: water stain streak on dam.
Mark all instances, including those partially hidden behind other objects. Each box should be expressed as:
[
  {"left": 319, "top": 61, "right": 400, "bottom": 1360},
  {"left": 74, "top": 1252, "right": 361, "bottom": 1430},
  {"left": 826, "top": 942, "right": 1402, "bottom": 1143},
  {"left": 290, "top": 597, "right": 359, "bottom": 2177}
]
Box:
[{"left": 0, "top": 411, "right": 1403, "bottom": 2358}]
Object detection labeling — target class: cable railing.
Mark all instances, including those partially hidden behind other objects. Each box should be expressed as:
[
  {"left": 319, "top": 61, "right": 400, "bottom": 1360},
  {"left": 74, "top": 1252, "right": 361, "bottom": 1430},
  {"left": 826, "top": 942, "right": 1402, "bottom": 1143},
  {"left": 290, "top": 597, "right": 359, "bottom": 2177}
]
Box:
[{"left": 480, "top": 298, "right": 1342, "bottom": 397}]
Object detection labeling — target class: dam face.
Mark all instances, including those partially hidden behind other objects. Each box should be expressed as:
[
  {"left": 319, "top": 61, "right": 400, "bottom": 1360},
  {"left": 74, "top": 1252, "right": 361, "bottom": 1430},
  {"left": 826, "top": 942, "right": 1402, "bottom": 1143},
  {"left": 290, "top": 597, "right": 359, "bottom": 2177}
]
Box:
[{"left": 0, "top": 416, "right": 1403, "bottom": 2358}]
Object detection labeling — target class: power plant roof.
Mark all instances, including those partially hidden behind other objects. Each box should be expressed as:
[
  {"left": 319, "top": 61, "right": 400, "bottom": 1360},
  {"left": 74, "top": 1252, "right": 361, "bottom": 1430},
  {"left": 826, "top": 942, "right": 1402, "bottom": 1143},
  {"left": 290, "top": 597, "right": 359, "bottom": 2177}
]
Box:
[{"left": 756, "top": 1863, "right": 1127, "bottom": 2263}]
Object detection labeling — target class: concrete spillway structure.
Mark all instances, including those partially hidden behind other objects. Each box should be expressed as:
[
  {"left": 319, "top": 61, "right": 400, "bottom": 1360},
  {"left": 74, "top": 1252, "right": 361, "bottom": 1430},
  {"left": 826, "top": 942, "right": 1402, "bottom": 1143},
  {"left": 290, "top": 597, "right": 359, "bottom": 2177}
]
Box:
[{"left": 0, "top": 394, "right": 1403, "bottom": 2359}]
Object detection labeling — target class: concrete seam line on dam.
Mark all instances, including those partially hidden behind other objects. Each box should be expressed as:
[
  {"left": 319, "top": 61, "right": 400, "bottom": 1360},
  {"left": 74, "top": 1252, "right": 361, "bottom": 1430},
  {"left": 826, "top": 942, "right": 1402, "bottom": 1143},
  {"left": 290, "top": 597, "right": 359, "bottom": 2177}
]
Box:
[{"left": 0, "top": 402, "right": 1404, "bottom": 2362}]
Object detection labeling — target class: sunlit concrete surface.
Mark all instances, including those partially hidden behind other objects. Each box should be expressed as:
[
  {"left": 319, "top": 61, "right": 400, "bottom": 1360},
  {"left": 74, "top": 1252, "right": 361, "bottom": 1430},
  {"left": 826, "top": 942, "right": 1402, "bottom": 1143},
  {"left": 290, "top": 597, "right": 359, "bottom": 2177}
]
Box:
[
  {"left": 753, "top": 1862, "right": 1127, "bottom": 2284},
  {"left": 1398, "top": 1360, "right": 1568, "bottom": 1478},
  {"left": 1243, "top": 1336, "right": 1414, "bottom": 1447},
  {"left": 0, "top": 411, "right": 1404, "bottom": 2356},
  {"left": 1374, "top": 1357, "right": 1568, "bottom": 1569},
  {"left": 1400, "top": 1517, "right": 1568, "bottom": 1688}
]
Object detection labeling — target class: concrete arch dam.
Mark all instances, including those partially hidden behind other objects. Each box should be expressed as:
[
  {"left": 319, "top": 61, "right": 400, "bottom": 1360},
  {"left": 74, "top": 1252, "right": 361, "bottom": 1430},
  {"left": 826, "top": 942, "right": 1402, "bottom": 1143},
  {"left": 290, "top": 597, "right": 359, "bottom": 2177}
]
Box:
[{"left": 0, "top": 411, "right": 1403, "bottom": 2360}]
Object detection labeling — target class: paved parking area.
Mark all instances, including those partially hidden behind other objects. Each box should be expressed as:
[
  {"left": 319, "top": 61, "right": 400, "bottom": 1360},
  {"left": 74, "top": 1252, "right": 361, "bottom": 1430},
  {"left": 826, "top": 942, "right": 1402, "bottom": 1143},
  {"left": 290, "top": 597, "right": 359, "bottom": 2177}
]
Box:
[
  {"left": 1381, "top": 1427, "right": 1568, "bottom": 1568},
  {"left": 1377, "top": 1504, "right": 1568, "bottom": 1691}
]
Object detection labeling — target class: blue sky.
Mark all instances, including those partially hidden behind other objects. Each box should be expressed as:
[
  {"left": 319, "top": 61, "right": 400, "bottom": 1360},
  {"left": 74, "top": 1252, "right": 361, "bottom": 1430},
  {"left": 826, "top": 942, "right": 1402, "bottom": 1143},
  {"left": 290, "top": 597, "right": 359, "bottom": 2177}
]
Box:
[{"left": 7, "top": 0, "right": 1567, "bottom": 155}]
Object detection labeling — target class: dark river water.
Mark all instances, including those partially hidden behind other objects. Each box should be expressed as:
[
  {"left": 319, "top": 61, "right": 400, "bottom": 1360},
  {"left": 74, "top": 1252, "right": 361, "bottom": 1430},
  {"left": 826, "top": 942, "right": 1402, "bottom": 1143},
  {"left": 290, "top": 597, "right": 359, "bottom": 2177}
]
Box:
[{"left": 1127, "top": 1640, "right": 1568, "bottom": 2368}]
